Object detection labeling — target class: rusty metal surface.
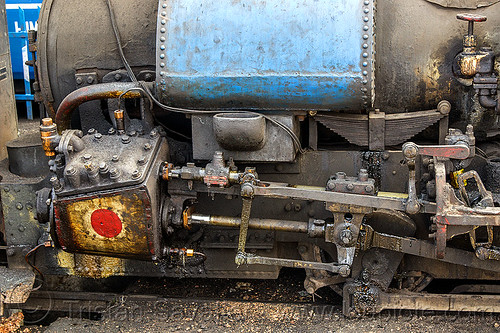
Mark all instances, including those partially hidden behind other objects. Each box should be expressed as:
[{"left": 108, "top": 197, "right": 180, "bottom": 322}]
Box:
[
  {"left": 0, "top": 267, "right": 35, "bottom": 304},
  {"left": 191, "top": 114, "right": 299, "bottom": 162},
  {"left": 315, "top": 108, "right": 446, "bottom": 148},
  {"left": 54, "top": 187, "right": 154, "bottom": 259},
  {"left": 55, "top": 82, "right": 148, "bottom": 133}
]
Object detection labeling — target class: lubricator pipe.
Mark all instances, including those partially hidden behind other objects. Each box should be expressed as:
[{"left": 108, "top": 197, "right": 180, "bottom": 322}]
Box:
[
  {"left": 188, "top": 213, "right": 323, "bottom": 236},
  {"left": 55, "top": 82, "right": 153, "bottom": 132}
]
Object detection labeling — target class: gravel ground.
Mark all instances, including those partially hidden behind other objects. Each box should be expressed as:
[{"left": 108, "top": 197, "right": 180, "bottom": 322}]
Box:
[
  {"left": 41, "top": 299, "right": 500, "bottom": 333},
  {"left": 6, "top": 269, "right": 500, "bottom": 333}
]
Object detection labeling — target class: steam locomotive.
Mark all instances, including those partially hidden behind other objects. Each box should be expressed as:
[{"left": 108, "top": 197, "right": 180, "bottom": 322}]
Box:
[{"left": 1, "top": 0, "right": 499, "bottom": 316}]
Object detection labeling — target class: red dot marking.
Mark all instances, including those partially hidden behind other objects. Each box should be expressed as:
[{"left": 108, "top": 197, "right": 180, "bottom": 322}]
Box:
[{"left": 91, "top": 209, "right": 122, "bottom": 238}]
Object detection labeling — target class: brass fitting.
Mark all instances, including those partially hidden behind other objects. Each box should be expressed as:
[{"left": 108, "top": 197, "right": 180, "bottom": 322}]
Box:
[{"left": 40, "top": 118, "right": 58, "bottom": 157}]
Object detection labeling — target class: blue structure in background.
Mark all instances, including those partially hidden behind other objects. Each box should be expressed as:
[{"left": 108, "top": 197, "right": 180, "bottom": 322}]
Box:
[{"left": 6, "top": 0, "right": 42, "bottom": 119}]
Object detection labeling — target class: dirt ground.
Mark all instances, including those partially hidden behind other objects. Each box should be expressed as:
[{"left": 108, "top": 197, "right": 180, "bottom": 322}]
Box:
[{"left": 3, "top": 269, "right": 499, "bottom": 333}]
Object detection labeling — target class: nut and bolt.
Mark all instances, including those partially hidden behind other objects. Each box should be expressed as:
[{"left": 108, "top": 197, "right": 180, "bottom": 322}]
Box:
[
  {"left": 94, "top": 132, "right": 103, "bottom": 141},
  {"left": 16, "top": 203, "right": 23, "bottom": 210},
  {"left": 327, "top": 182, "right": 336, "bottom": 190},
  {"left": 131, "top": 170, "right": 141, "bottom": 179},
  {"left": 121, "top": 135, "right": 131, "bottom": 144},
  {"left": 112, "top": 155, "right": 119, "bottom": 162},
  {"left": 336, "top": 172, "right": 346, "bottom": 179},
  {"left": 83, "top": 153, "right": 92, "bottom": 161},
  {"left": 340, "top": 229, "right": 353, "bottom": 245},
  {"left": 346, "top": 183, "right": 354, "bottom": 191},
  {"left": 108, "top": 128, "right": 116, "bottom": 135},
  {"left": 18, "top": 225, "right": 25, "bottom": 232},
  {"left": 76, "top": 77, "right": 83, "bottom": 85},
  {"left": 137, "top": 157, "right": 147, "bottom": 165},
  {"left": 87, "top": 76, "right": 94, "bottom": 84},
  {"left": 50, "top": 176, "right": 63, "bottom": 191},
  {"left": 365, "top": 185, "right": 374, "bottom": 192},
  {"left": 144, "top": 143, "right": 152, "bottom": 151},
  {"left": 114, "top": 73, "right": 122, "bottom": 81},
  {"left": 150, "top": 129, "right": 159, "bottom": 138},
  {"left": 294, "top": 203, "right": 302, "bottom": 212},
  {"left": 110, "top": 168, "right": 121, "bottom": 180},
  {"left": 99, "top": 162, "right": 109, "bottom": 174},
  {"left": 358, "top": 168, "right": 369, "bottom": 181},
  {"left": 66, "top": 166, "right": 76, "bottom": 176},
  {"left": 88, "top": 128, "right": 96, "bottom": 135}
]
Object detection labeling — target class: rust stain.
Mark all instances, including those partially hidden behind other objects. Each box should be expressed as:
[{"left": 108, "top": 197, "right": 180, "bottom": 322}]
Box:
[
  {"left": 55, "top": 188, "right": 153, "bottom": 259},
  {"left": 74, "top": 254, "right": 124, "bottom": 278}
]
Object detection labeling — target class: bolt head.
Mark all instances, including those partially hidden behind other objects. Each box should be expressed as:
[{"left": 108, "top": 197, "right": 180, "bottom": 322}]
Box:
[{"left": 346, "top": 183, "right": 354, "bottom": 191}]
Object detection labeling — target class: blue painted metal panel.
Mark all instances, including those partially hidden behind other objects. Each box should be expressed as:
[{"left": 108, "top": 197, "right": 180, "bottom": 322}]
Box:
[
  {"left": 5, "top": 0, "right": 41, "bottom": 80},
  {"left": 157, "top": 0, "right": 374, "bottom": 110}
]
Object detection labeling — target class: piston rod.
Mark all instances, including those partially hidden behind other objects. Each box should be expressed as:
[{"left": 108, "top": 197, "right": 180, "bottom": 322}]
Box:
[{"left": 188, "top": 213, "right": 318, "bottom": 235}]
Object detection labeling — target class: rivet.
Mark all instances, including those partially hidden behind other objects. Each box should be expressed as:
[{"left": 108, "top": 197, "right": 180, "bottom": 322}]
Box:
[
  {"left": 161, "top": 80, "right": 166, "bottom": 84},
  {"left": 361, "top": 87, "right": 368, "bottom": 92},
  {"left": 162, "top": 3, "right": 167, "bottom": 8},
  {"left": 16, "top": 203, "right": 23, "bottom": 210},
  {"left": 161, "top": 19, "right": 166, "bottom": 25},
  {"left": 161, "top": 11, "right": 166, "bottom": 16},
  {"left": 363, "top": 25, "right": 369, "bottom": 31},
  {"left": 114, "top": 73, "right": 122, "bottom": 81},
  {"left": 160, "top": 63, "right": 165, "bottom": 67},
  {"left": 18, "top": 225, "right": 25, "bottom": 232},
  {"left": 160, "top": 45, "right": 166, "bottom": 50},
  {"left": 160, "top": 71, "right": 165, "bottom": 76},
  {"left": 3, "top": 187, "right": 9, "bottom": 192},
  {"left": 363, "top": 71, "right": 368, "bottom": 76},
  {"left": 363, "top": 43, "right": 368, "bottom": 49},
  {"left": 364, "top": 8, "right": 369, "bottom": 13},
  {"left": 363, "top": 34, "right": 368, "bottom": 40},
  {"left": 160, "top": 28, "right": 166, "bottom": 33},
  {"left": 160, "top": 36, "right": 166, "bottom": 42},
  {"left": 363, "top": 79, "right": 368, "bottom": 84},
  {"left": 363, "top": 62, "right": 368, "bottom": 67},
  {"left": 364, "top": 0, "right": 370, "bottom": 4},
  {"left": 363, "top": 52, "right": 369, "bottom": 58},
  {"left": 160, "top": 54, "right": 165, "bottom": 59},
  {"left": 364, "top": 17, "right": 369, "bottom": 22}
]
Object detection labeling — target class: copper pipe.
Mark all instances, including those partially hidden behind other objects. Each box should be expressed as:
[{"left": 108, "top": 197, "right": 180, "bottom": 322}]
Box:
[{"left": 55, "top": 82, "right": 152, "bottom": 133}]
